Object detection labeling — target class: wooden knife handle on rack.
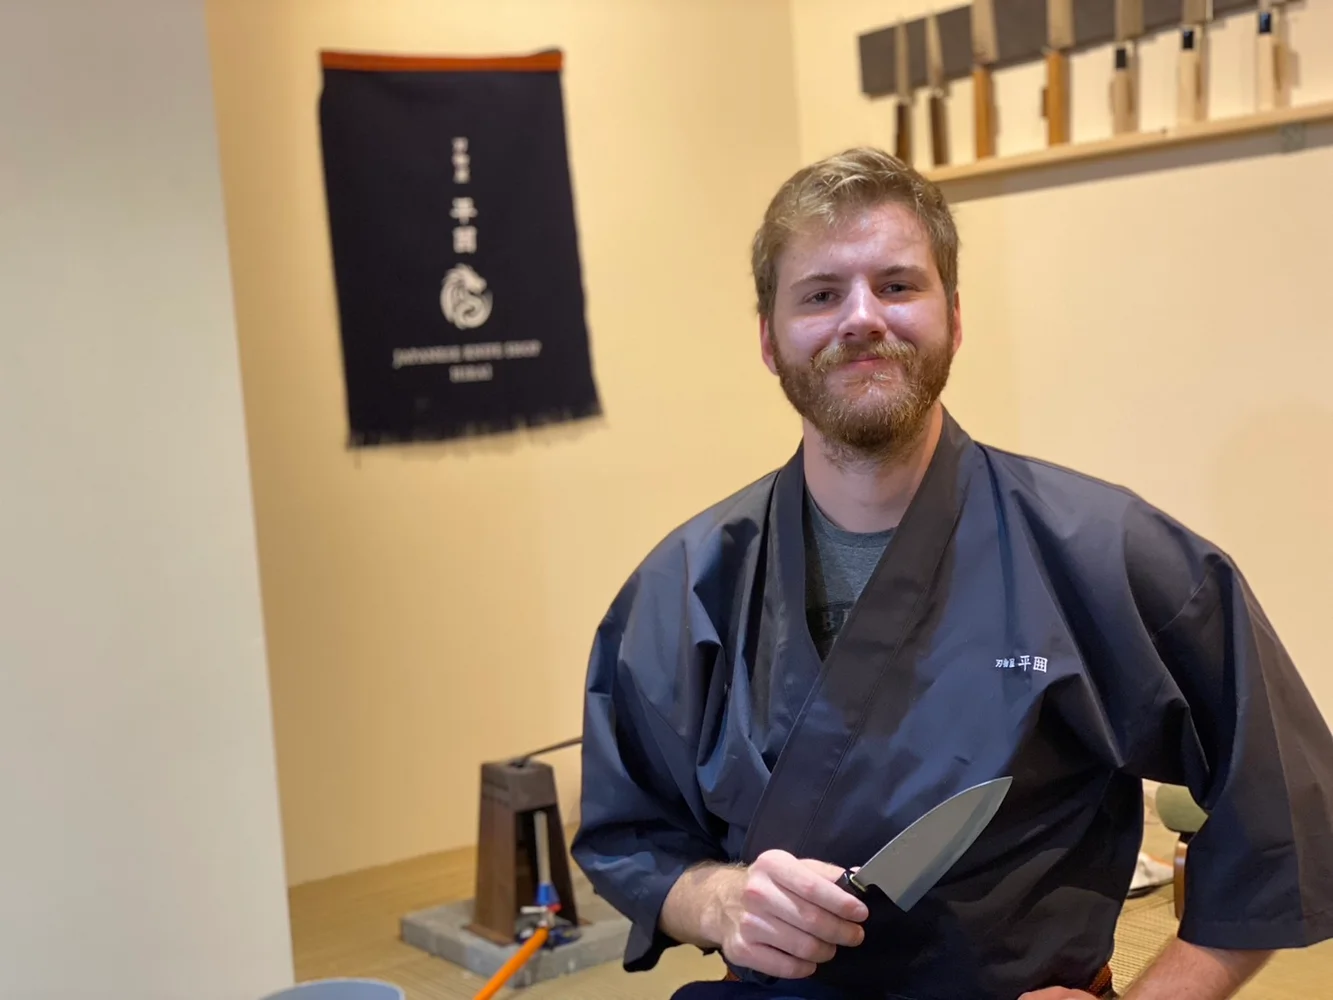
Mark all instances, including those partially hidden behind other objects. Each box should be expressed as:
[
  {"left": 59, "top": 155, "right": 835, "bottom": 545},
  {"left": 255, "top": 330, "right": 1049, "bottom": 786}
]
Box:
[
  {"left": 1044, "top": 50, "right": 1070, "bottom": 145},
  {"left": 1178, "top": 27, "right": 1204, "bottom": 124},
  {"left": 1111, "top": 47, "right": 1135, "bottom": 134},
  {"left": 895, "top": 101, "right": 912, "bottom": 164},
  {"left": 973, "top": 66, "right": 995, "bottom": 159},
  {"left": 929, "top": 93, "right": 948, "bottom": 166}
]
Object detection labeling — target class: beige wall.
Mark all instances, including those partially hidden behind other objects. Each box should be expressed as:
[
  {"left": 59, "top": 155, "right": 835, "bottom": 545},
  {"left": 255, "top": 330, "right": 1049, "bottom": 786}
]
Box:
[
  {"left": 0, "top": 0, "right": 293, "bottom": 994},
  {"left": 791, "top": 0, "right": 1333, "bottom": 716},
  {"left": 207, "top": 0, "right": 803, "bottom": 885}
]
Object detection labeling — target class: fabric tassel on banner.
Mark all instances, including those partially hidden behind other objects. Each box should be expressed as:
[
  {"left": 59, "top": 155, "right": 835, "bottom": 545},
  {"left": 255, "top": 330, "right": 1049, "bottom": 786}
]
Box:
[{"left": 318, "top": 49, "right": 602, "bottom": 445}]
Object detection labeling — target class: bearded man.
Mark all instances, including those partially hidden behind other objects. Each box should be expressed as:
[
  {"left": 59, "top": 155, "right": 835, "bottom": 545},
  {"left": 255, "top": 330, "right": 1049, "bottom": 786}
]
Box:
[{"left": 570, "top": 148, "right": 1333, "bottom": 1000}]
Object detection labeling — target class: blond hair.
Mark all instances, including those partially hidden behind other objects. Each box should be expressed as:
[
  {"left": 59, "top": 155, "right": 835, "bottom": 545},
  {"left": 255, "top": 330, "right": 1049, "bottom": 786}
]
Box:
[{"left": 750, "top": 147, "right": 959, "bottom": 322}]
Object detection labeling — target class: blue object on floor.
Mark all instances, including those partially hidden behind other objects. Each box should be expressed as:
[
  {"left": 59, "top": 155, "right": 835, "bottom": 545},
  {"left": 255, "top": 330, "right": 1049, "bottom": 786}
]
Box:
[{"left": 260, "top": 980, "right": 405, "bottom": 1000}]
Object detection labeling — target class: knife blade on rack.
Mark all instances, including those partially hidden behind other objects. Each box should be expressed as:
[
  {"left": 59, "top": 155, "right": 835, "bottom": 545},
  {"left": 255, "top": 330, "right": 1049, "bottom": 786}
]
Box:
[
  {"left": 1111, "top": 0, "right": 1144, "bottom": 135},
  {"left": 926, "top": 9, "right": 948, "bottom": 167},
  {"left": 835, "top": 776, "right": 1013, "bottom": 910},
  {"left": 1043, "top": 0, "right": 1074, "bottom": 146},
  {"left": 1178, "top": 0, "right": 1211, "bottom": 125},
  {"left": 971, "top": 0, "right": 998, "bottom": 159},
  {"left": 894, "top": 19, "right": 913, "bottom": 164}
]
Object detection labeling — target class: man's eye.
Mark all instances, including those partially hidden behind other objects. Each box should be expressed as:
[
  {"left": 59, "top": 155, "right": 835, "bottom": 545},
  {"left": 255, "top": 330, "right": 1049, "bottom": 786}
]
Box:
[
  {"left": 881, "top": 283, "right": 910, "bottom": 295},
  {"left": 806, "top": 290, "right": 835, "bottom": 305}
]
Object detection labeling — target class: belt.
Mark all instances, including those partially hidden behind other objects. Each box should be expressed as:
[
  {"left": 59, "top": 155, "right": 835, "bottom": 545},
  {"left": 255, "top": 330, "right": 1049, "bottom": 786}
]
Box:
[{"left": 721, "top": 963, "right": 1116, "bottom": 996}]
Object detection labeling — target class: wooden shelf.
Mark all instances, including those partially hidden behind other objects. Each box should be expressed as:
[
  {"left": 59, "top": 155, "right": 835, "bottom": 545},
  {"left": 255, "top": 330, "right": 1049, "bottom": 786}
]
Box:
[{"left": 925, "top": 99, "right": 1333, "bottom": 185}]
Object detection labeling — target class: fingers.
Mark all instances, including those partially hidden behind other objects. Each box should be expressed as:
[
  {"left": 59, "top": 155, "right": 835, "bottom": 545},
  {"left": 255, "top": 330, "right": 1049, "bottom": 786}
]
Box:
[
  {"left": 796, "top": 858, "right": 848, "bottom": 882},
  {"left": 735, "top": 907, "right": 837, "bottom": 965},
  {"left": 765, "top": 854, "right": 869, "bottom": 923},
  {"left": 728, "top": 938, "right": 818, "bottom": 980},
  {"left": 721, "top": 849, "right": 872, "bottom": 980},
  {"left": 745, "top": 877, "right": 865, "bottom": 948}
]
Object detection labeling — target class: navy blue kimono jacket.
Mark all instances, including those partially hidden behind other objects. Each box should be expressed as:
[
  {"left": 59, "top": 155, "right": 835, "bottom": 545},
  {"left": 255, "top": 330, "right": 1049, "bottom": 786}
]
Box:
[{"left": 571, "top": 410, "right": 1333, "bottom": 999}]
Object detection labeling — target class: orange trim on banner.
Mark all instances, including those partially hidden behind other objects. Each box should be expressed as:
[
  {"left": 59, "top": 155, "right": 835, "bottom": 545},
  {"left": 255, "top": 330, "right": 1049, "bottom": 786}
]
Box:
[{"left": 320, "top": 50, "right": 563, "bottom": 73}]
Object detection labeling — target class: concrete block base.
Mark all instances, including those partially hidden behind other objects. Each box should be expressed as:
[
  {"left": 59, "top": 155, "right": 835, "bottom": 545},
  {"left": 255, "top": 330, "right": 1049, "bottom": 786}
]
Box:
[{"left": 401, "top": 895, "right": 630, "bottom": 989}]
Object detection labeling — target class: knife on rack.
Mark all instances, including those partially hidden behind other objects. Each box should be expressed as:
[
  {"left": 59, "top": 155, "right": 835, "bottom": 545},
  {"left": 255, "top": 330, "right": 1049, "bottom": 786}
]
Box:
[
  {"left": 834, "top": 776, "right": 1013, "bottom": 909},
  {"left": 1111, "top": 0, "right": 1144, "bottom": 135},
  {"left": 926, "top": 9, "right": 949, "bottom": 167},
  {"left": 971, "top": 0, "right": 999, "bottom": 159},
  {"left": 1043, "top": 0, "right": 1074, "bottom": 146},
  {"left": 894, "top": 19, "right": 913, "bottom": 164},
  {"left": 1256, "top": 0, "right": 1290, "bottom": 111},
  {"left": 1178, "top": 0, "right": 1211, "bottom": 125}
]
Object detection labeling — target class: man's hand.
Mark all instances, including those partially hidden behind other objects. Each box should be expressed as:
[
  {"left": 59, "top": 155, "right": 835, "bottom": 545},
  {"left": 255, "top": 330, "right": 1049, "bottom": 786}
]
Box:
[
  {"left": 659, "top": 849, "right": 869, "bottom": 979},
  {"left": 1018, "top": 937, "right": 1272, "bottom": 1000}
]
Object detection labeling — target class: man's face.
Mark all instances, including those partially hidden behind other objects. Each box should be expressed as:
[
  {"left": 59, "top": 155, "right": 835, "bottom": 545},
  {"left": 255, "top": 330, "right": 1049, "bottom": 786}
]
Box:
[{"left": 761, "top": 201, "right": 961, "bottom": 457}]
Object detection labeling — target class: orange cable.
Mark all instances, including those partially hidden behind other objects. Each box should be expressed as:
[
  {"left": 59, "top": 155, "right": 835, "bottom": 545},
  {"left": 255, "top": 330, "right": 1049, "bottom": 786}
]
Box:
[{"left": 471, "top": 925, "right": 549, "bottom": 1000}]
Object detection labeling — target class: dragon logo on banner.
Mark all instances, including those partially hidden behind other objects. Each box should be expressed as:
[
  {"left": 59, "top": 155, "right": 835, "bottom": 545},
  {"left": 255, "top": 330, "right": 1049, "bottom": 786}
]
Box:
[{"left": 440, "top": 263, "right": 492, "bottom": 330}]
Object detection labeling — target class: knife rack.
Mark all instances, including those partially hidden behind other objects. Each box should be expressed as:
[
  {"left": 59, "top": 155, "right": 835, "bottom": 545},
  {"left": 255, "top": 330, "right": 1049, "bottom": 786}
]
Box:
[{"left": 465, "top": 758, "right": 580, "bottom": 945}]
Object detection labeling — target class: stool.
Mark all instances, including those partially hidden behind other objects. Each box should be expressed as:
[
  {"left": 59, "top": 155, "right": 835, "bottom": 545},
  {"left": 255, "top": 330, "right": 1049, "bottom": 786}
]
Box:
[{"left": 1154, "top": 783, "right": 1208, "bottom": 920}]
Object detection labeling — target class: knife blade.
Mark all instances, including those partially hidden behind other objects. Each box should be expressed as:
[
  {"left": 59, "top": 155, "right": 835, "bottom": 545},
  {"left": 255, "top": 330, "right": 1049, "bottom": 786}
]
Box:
[{"left": 835, "top": 776, "right": 1012, "bottom": 911}]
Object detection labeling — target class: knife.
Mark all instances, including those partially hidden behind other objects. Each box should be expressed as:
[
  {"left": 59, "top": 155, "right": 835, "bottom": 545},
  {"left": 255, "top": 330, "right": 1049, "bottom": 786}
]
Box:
[
  {"left": 1111, "top": 0, "right": 1144, "bottom": 136},
  {"left": 926, "top": 9, "right": 949, "bottom": 167},
  {"left": 834, "top": 776, "right": 1012, "bottom": 910},
  {"left": 971, "top": 0, "right": 998, "bottom": 160},
  {"left": 1178, "top": 0, "right": 1210, "bottom": 126},
  {"left": 894, "top": 19, "right": 913, "bottom": 164},
  {"left": 1044, "top": 0, "right": 1074, "bottom": 146},
  {"left": 1256, "top": 1, "right": 1289, "bottom": 111}
]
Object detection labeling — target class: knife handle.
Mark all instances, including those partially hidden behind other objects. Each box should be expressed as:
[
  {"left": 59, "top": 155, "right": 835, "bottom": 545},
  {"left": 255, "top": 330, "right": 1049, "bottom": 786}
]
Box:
[
  {"left": 1044, "top": 50, "right": 1070, "bottom": 146},
  {"left": 894, "top": 101, "right": 912, "bottom": 165},
  {"left": 835, "top": 869, "right": 866, "bottom": 899},
  {"left": 929, "top": 92, "right": 949, "bottom": 167},
  {"left": 1111, "top": 47, "right": 1136, "bottom": 135},
  {"left": 1256, "top": 11, "right": 1283, "bottom": 111},
  {"left": 1178, "top": 29, "right": 1204, "bottom": 125},
  {"left": 973, "top": 66, "right": 995, "bottom": 159}
]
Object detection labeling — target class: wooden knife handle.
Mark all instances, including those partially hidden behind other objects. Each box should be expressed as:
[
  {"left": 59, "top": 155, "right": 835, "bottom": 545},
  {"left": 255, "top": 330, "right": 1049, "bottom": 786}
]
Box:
[
  {"left": 1178, "top": 43, "right": 1203, "bottom": 124},
  {"left": 836, "top": 870, "right": 867, "bottom": 899},
  {"left": 1257, "top": 21, "right": 1279, "bottom": 110},
  {"left": 1045, "top": 50, "right": 1070, "bottom": 146},
  {"left": 1111, "top": 71, "right": 1135, "bottom": 134},
  {"left": 1110, "top": 47, "right": 1135, "bottom": 135},
  {"left": 929, "top": 93, "right": 949, "bottom": 167},
  {"left": 895, "top": 101, "right": 912, "bottom": 165},
  {"left": 973, "top": 66, "right": 995, "bottom": 159}
]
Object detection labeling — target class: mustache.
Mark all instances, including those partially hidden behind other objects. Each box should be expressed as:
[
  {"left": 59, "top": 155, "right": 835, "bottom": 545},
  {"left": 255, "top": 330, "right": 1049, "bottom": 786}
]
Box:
[{"left": 811, "top": 339, "right": 916, "bottom": 375}]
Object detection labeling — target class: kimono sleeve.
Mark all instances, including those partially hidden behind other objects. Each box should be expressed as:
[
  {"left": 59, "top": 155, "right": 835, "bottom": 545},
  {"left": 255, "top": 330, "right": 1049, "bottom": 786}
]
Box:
[
  {"left": 1127, "top": 507, "right": 1333, "bottom": 950},
  {"left": 571, "top": 550, "right": 728, "bottom": 971}
]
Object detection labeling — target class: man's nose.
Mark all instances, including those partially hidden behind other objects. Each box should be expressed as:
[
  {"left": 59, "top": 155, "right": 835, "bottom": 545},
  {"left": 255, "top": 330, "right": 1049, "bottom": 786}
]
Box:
[{"left": 837, "top": 281, "right": 887, "bottom": 339}]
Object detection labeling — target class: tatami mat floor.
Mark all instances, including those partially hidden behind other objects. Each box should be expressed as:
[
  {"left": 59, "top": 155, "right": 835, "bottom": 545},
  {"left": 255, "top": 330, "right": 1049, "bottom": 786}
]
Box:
[{"left": 290, "top": 810, "right": 1332, "bottom": 999}]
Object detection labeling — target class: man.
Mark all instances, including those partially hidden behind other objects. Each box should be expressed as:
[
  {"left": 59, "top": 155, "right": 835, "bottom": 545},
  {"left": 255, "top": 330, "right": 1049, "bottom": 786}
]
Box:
[{"left": 570, "top": 147, "right": 1333, "bottom": 999}]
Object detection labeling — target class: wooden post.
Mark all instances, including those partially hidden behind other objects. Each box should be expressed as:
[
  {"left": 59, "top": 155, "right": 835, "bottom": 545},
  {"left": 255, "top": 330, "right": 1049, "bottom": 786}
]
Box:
[
  {"left": 466, "top": 759, "right": 579, "bottom": 945},
  {"left": 1173, "top": 835, "right": 1190, "bottom": 921}
]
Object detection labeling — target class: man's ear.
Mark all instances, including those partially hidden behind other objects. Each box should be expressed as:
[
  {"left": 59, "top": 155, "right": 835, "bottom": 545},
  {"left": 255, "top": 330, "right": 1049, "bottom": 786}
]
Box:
[{"left": 759, "top": 316, "right": 778, "bottom": 375}]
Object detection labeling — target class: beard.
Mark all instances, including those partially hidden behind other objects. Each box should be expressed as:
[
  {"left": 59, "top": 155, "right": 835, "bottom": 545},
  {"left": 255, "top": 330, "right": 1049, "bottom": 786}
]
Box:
[{"left": 770, "top": 324, "right": 953, "bottom": 462}]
